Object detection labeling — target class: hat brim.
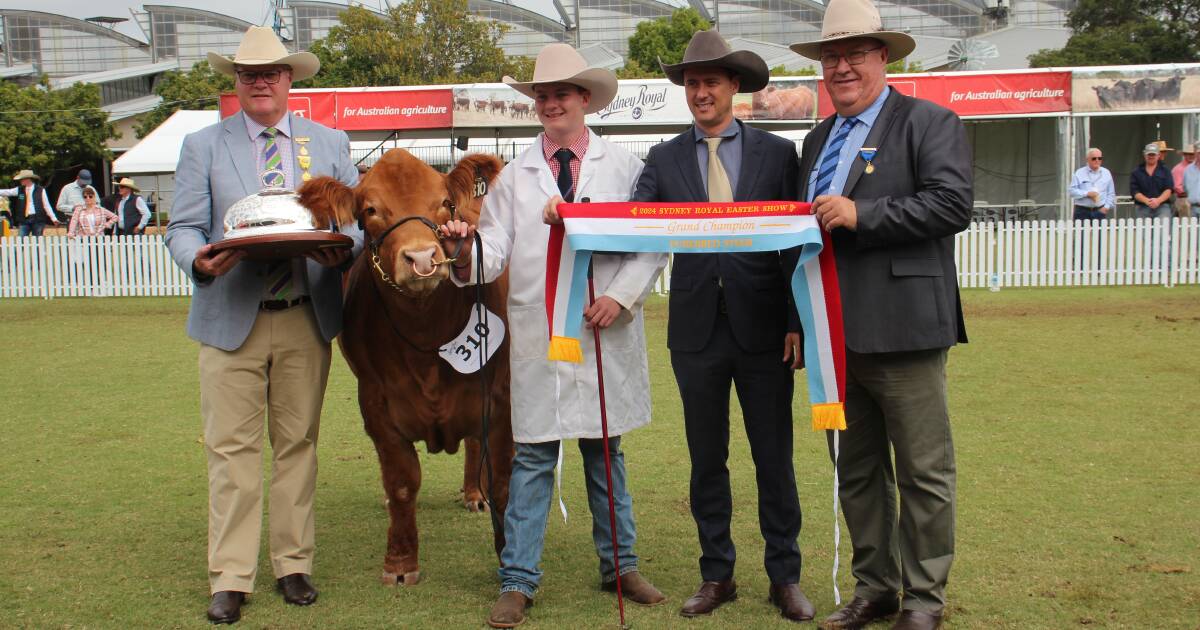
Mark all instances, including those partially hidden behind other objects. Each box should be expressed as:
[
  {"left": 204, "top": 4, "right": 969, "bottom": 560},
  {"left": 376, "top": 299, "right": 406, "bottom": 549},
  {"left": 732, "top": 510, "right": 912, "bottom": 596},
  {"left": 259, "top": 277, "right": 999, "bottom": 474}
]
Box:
[
  {"left": 502, "top": 68, "right": 618, "bottom": 115},
  {"left": 13, "top": 172, "right": 39, "bottom": 181},
  {"left": 208, "top": 50, "right": 321, "bottom": 82},
  {"left": 114, "top": 181, "right": 140, "bottom": 193},
  {"left": 659, "top": 50, "right": 769, "bottom": 93},
  {"left": 789, "top": 31, "right": 916, "bottom": 63}
]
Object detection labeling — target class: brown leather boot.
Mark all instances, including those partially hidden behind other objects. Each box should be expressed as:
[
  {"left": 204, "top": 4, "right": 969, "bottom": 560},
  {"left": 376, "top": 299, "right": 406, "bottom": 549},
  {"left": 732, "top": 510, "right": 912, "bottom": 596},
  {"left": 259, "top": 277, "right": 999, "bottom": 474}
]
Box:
[
  {"left": 487, "top": 591, "right": 531, "bottom": 628},
  {"left": 820, "top": 596, "right": 900, "bottom": 630},
  {"left": 679, "top": 579, "right": 737, "bottom": 617},
  {"left": 768, "top": 583, "right": 816, "bottom": 622},
  {"left": 601, "top": 570, "right": 667, "bottom": 606}
]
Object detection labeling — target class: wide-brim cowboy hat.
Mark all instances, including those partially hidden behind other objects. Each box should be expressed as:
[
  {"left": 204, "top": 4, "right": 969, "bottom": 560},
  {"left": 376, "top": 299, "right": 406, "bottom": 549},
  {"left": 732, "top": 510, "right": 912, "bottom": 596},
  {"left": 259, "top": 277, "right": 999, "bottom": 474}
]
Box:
[
  {"left": 789, "top": 0, "right": 916, "bottom": 62},
  {"left": 208, "top": 26, "right": 320, "bottom": 82},
  {"left": 659, "top": 30, "right": 769, "bottom": 94},
  {"left": 502, "top": 43, "right": 617, "bottom": 114},
  {"left": 113, "top": 177, "right": 141, "bottom": 193},
  {"left": 12, "top": 169, "right": 39, "bottom": 181}
]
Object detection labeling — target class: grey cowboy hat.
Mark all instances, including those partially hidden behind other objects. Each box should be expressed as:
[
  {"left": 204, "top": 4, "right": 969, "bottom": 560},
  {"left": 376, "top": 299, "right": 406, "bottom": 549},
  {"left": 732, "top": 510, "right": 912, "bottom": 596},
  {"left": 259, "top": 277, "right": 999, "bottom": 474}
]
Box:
[
  {"left": 789, "top": 0, "right": 916, "bottom": 62},
  {"left": 659, "top": 30, "right": 769, "bottom": 94},
  {"left": 502, "top": 43, "right": 618, "bottom": 114},
  {"left": 208, "top": 26, "right": 320, "bottom": 82}
]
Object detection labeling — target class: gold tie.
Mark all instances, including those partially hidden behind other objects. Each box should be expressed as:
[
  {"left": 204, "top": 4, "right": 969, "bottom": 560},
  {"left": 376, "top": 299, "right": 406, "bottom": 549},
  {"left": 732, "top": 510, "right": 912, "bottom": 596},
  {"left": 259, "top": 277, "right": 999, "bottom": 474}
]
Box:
[{"left": 705, "top": 137, "right": 733, "bottom": 203}]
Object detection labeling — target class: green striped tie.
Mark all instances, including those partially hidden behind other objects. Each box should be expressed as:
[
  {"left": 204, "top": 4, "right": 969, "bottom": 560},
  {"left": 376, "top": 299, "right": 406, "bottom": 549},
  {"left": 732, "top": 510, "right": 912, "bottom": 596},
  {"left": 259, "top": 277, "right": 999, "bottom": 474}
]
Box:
[{"left": 262, "top": 127, "right": 284, "bottom": 187}]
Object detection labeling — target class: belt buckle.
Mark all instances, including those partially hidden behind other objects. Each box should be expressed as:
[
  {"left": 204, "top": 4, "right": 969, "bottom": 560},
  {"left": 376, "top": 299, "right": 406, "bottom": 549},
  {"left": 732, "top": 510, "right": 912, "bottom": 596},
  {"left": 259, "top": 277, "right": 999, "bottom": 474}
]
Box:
[{"left": 261, "top": 299, "right": 289, "bottom": 311}]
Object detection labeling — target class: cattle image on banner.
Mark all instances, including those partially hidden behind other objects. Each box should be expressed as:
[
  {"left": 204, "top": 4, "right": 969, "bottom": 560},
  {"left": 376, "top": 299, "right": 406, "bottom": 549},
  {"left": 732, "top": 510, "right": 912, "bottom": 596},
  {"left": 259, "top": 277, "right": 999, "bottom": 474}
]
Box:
[{"left": 298, "top": 149, "right": 512, "bottom": 586}]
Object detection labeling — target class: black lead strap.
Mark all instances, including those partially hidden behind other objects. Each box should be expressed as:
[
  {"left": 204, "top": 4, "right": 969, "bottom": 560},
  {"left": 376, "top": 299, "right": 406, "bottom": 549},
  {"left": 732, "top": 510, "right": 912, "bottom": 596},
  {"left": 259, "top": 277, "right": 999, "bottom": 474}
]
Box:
[{"left": 472, "top": 230, "right": 504, "bottom": 545}]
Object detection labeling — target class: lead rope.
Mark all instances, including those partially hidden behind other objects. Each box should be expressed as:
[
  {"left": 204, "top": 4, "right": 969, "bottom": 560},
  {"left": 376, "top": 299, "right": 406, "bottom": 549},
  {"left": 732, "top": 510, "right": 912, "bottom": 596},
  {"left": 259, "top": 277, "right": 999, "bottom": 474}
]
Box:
[{"left": 472, "top": 231, "right": 504, "bottom": 546}]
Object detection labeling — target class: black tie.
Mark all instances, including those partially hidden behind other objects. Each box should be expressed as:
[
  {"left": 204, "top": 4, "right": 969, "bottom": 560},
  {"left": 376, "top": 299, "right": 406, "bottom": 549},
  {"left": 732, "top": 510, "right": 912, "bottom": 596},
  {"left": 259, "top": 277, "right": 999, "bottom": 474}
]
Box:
[{"left": 554, "top": 148, "right": 574, "bottom": 202}]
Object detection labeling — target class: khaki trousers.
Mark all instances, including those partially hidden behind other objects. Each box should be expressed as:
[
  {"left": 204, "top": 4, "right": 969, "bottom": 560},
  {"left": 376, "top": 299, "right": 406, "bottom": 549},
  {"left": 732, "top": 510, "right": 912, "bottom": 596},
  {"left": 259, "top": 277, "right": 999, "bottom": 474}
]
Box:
[
  {"left": 827, "top": 348, "right": 956, "bottom": 613},
  {"left": 199, "top": 304, "right": 331, "bottom": 594}
]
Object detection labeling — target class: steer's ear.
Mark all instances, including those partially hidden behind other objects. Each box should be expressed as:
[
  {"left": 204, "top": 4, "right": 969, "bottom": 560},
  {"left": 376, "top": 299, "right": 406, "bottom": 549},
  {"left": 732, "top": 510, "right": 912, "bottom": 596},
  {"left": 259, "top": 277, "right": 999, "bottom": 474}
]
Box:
[
  {"left": 446, "top": 153, "right": 504, "bottom": 222},
  {"left": 298, "top": 176, "right": 357, "bottom": 229}
]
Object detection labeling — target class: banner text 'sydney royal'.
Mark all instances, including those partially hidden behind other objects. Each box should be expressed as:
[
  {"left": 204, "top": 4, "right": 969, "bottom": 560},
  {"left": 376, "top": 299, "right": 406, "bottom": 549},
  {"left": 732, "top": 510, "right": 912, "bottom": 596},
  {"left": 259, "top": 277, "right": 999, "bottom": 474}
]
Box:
[{"left": 545, "top": 200, "right": 848, "bottom": 431}]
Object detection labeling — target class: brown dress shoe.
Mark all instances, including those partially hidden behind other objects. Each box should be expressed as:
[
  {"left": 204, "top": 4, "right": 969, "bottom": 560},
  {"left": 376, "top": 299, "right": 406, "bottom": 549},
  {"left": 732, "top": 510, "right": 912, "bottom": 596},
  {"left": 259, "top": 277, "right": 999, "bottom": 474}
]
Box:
[
  {"left": 487, "top": 591, "right": 532, "bottom": 628},
  {"left": 206, "top": 591, "right": 244, "bottom": 625},
  {"left": 276, "top": 573, "right": 318, "bottom": 606},
  {"left": 820, "top": 596, "right": 900, "bottom": 630},
  {"left": 601, "top": 570, "right": 667, "bottom": 606},
  {"left": 891, "top": 610, "right": 943, "bottom": 630},
  {"left": 769, "top": 583, "right": 816, "bottom": 622},
  {"left": 679, "top": 579, "right": 737, "bottom": 617}
]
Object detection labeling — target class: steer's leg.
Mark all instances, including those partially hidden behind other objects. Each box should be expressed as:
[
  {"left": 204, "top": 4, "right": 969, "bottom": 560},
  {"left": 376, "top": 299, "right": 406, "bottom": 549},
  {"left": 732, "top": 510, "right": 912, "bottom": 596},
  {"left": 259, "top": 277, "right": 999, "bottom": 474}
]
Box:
[
  {"left": 486, "top": 407, "right": 514, "bottom": 559},
  {"left": 374, "top": 438, "right": 423, "bottom": 586},
  {"left": 461, "top": 437, "right": 488, "bottom": 513}
]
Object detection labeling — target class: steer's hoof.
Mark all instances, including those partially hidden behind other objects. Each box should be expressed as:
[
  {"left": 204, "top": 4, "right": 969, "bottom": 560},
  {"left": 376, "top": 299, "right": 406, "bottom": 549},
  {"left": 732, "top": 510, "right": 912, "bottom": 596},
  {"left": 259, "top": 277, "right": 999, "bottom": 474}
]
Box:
[
  {"left": 381, "top": 570, "right": 422, "bottom": 586},
  {"left": 463, "top": 495, "right": 490, "bottom": 513}
]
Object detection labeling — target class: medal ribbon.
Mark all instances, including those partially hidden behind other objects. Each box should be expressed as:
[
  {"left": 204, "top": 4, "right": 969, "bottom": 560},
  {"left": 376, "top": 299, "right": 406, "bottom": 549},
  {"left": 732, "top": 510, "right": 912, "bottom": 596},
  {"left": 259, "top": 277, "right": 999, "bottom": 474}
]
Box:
[{"left": 545, "top": 200, "right": 847, "bottom": 431}]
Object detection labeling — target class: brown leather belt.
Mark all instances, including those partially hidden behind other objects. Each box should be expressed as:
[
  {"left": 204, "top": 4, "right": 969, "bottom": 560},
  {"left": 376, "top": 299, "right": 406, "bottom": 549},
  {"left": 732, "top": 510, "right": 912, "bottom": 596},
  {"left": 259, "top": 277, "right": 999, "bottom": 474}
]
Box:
[{"left": 259, "top": 296, "right": 310, "bottom": 311}]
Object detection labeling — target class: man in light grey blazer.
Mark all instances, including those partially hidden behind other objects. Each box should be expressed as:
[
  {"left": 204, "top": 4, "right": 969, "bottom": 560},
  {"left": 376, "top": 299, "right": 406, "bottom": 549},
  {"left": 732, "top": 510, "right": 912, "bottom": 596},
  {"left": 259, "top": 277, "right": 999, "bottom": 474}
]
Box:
[
  {"left": 790, "top": 1, "right": 972, "bottom": 629},
  {"left": 165, "top": 26, "right": 359, "bottom": 625}
]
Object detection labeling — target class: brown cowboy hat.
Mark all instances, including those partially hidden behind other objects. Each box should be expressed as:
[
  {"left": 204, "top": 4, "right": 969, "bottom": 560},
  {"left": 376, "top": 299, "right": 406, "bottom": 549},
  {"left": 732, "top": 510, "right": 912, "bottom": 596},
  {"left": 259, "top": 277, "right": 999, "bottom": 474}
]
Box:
[
  {"left": 113, "top": 177, "right": 141, "bottom": 193},
  {"left": 502, "top": 43, "right": 618, "bottom": 114},
  {"left": 659, "top": 30, "right": 769, "bottom": 94},
  {"left": 208, "top": 26, "right": 320, "bottom": 82},
  {"left": 789, "top": 0, "right": 916, "bottom": 62},
  {"left": 12, "top": 169, "right": 39, "bottom": 181}
]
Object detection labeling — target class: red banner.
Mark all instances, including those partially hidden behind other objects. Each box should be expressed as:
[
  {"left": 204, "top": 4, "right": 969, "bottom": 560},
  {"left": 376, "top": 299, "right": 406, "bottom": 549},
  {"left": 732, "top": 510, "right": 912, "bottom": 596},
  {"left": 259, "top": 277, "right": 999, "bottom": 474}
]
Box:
[
  {"left": 219, "top": 89, "right": 453, "bottom": 130},
  {"left": 817, "top": 71, "right": 1072, "bottom": 118},
  {"left": 335, "top": 89, "right": 452, "bottom": 130}
]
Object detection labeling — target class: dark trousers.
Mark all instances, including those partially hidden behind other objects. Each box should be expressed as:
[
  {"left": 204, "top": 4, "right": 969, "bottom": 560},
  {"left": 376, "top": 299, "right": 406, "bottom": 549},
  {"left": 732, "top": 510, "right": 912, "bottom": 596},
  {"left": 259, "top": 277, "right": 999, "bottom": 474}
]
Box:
[
  {"left": 671, "top": 313, "right": 801, "bottom": 583},
  {"left": 827, "top": 348, "right": 955, "bottom": 613},
  {"left": 1073, "top": 205, "right": 1106, "bottom": 221}
]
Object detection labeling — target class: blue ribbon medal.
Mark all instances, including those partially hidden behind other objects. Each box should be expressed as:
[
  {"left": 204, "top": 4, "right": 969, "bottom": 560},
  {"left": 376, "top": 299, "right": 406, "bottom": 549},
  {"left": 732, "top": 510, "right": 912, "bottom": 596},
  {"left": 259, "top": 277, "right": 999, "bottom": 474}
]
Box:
[{"left": 859, "top": 147, "right": 877, "bottom": 174}]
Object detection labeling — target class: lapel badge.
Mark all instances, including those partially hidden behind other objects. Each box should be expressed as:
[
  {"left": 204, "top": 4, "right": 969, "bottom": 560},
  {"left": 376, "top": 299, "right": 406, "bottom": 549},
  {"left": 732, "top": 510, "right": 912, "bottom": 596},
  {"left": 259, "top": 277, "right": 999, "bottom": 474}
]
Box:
[
  {"left": 295, "top": 137, "right": 314, "bottom": 182},
  {"left": 859, "top": 147, "right": 877, "bottom": 174}
]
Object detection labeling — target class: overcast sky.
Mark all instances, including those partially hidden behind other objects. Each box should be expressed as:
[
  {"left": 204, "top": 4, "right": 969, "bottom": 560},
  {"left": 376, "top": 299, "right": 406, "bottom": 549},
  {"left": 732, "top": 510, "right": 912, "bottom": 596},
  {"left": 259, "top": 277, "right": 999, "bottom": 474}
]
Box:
[{"left": 0, "top": 1, "right": 566, "bottom": 42}]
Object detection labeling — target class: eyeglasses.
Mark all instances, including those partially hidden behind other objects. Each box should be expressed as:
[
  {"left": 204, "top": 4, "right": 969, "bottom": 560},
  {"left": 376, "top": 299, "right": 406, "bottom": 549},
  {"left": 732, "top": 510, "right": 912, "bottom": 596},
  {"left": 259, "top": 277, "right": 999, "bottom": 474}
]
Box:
[
  {"left": 236, "top": 69, "right": 286, "bottom": 85},
  {"left": 1089, "top": 156, "right": 1104, "bottom": 161},
  {"left": 819, "top": 46, "right": 885, "bottom": 69},
  {"left": 83, "top": 194, "right": 95, "bottom": 198}
]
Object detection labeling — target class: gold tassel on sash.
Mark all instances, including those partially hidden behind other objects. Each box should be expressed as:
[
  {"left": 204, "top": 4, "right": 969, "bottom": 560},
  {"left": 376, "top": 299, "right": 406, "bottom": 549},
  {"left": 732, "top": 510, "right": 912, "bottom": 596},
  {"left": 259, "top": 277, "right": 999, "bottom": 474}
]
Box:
[
  {"left": 811, "top": 402, "right": 847, "bottom": 431},
  {"left": 547, "top": 336, "right": 583, "bottom": 363}
]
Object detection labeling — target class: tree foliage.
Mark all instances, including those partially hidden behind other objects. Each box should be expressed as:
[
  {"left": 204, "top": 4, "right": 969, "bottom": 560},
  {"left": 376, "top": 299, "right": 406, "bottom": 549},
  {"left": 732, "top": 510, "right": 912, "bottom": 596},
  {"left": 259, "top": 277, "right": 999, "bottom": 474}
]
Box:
[
  {"left": 306, "top": 0, "right": 533, "bottom": 87},
  {"left": 0, "top": 78, "right": 115, "bottom": 181},
  {"left": 1029, "top": 0, "right": 1200, "bottom": 67},
  {"left": 622, "top": 8, "right": 711, "bottom": 78},
  {"left": 136, "top": 61, "right": 234, "bottom": 139}
]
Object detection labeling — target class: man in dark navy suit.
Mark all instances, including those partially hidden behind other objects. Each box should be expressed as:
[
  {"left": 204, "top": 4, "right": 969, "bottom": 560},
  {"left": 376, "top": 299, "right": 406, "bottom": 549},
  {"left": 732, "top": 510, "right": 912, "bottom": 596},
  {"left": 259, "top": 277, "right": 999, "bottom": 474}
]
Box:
[{"left": 632, "top": 29, "right": 813, "bottom": 623}]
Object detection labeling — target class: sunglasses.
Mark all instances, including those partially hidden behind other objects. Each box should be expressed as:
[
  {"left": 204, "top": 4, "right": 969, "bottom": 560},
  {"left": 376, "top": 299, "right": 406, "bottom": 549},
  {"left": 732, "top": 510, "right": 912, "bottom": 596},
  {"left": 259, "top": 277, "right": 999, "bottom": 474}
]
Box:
[
  {"left": 83, "top": 194, "right": 95, "bottom": 197},
  {"left": 236, "top": 69, "right": 286, "bottom": 85},
  {"left": 1089, "top": 157, "right": 1103, "bottom": 161}
]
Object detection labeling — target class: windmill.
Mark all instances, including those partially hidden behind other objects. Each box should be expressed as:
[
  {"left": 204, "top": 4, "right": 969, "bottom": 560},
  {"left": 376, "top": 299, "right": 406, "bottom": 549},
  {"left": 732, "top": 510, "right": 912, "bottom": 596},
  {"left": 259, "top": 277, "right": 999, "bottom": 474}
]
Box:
[{"left": 947, "top": 39, "right": 999, "bottom": 71}]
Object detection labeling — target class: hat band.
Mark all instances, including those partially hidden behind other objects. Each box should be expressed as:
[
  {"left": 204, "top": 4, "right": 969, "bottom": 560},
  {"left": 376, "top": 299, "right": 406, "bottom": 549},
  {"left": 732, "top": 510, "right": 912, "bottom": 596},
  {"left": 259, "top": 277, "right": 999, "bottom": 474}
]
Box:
[{"left": 823, "top": 30, "right": 884, "bottom": 39}]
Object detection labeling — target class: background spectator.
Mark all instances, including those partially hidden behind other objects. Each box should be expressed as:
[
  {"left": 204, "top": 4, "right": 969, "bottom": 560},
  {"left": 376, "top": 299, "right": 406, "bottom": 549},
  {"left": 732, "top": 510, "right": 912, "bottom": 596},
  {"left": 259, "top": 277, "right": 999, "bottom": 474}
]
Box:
[
  {"left": 1069, "top": 148, "right": 1114, "bottom": 220},
  {"left": 0, "top": 169, "right": 60, "bottom": 236},
  {"left": 1130, "top": 143, "right": 1173, "bottom": 219},
  {"left": 106, "top": 177, "right": 150, "bottom": 235},
  {"left": 67, "top": 185, "right": 118, "bottom": 237},
  {"left": 1181, "top": 142, "right": 1200, "bottom": 219},
  {"left": 56, "top": 169, "right": 91, "bottom": 222}
]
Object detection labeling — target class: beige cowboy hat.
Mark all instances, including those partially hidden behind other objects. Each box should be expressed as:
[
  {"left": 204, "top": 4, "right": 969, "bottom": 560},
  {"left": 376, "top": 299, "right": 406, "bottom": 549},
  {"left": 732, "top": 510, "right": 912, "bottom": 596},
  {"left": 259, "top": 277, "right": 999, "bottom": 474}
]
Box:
[
  {"left": 12, "top": 169, "right": 39, "bottom": 181},
  {"left": 789, "top": 0, "right": 916, "bottom": 62},
  {"left": 208, "top": 26, "right": 320, "bottom": 82},
  {"left": 659, "top": 30, "right": 769, "bottom": 94},
  {"left": 502, "top": 43, "right": 617, "bottom": 114},
  {"left": 113, "top": 177, "right": 141, "bottom": 193}
]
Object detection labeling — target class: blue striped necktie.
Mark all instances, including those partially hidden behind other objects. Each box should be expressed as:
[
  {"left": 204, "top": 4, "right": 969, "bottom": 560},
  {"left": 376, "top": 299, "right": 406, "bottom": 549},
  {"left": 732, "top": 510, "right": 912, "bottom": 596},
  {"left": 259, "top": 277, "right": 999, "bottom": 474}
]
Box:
[
  {"left": 262, "top": 127, "right": 284, "bottom": 187},
  {"left": 812, "top": 116, "right": 858, "bottom": 199}
]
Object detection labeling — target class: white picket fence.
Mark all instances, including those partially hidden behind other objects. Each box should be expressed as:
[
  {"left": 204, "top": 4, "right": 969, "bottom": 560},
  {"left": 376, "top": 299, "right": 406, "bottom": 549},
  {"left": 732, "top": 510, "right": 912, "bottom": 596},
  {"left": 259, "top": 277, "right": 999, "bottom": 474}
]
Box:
[{"left": 2, "top": 218, "right": 1198, "bottom": 299}]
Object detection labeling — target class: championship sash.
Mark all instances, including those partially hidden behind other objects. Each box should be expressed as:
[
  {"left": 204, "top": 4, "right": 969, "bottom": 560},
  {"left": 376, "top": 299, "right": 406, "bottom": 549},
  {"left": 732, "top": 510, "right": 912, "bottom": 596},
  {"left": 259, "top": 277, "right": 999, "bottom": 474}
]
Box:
[{"left": 544, "top": 200, "right": 847, "bottom": 430}]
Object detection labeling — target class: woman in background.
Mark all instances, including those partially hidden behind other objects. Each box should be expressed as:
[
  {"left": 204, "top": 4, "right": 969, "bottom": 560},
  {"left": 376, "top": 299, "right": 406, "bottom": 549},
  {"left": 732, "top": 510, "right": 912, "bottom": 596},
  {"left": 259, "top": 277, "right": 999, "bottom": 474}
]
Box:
[{"left": 67, "top": 186, "right": 117, "bottom": 237}]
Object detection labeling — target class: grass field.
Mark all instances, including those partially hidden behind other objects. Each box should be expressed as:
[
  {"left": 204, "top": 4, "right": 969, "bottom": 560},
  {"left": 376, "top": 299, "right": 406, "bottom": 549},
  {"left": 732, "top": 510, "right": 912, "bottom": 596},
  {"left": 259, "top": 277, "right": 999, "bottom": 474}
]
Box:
[{"left": 1, "top": 287, "right": 1198, "bottom": 629}]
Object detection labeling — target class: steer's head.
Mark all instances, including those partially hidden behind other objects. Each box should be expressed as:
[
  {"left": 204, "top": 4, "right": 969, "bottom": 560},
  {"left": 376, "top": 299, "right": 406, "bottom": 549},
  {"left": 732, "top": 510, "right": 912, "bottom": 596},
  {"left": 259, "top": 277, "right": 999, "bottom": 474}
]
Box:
[{"left": 300, "top": 149, "right": 502, "bottom": 297}]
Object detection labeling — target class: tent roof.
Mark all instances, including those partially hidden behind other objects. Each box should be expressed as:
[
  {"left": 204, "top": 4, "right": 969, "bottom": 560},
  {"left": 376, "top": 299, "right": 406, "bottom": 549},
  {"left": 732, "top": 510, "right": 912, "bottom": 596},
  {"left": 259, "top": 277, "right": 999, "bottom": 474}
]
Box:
[{"left": 112, "top": 110, "right": 218, "bottom": 174}]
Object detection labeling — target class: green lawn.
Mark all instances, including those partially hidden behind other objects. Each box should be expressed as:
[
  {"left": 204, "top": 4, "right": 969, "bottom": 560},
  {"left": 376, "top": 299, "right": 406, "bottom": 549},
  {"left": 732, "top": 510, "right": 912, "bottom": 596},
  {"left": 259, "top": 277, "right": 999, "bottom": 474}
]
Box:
[{"left": 1, "top": 287, "right": 1198, "bottom": 629}]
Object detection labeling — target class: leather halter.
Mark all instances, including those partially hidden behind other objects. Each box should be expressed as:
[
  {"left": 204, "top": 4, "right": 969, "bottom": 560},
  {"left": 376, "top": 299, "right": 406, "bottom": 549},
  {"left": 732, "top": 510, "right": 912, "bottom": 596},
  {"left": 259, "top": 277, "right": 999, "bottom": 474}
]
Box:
[{"left": 364, "top": 201, "right": 464, "bottom": 293}]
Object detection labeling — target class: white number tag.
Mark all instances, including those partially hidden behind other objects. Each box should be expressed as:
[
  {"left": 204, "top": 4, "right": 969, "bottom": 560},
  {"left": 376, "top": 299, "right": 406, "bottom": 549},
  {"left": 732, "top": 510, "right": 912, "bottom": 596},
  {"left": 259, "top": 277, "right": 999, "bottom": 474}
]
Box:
[{"left": 438, "top": 307, "right": 506, "bottom": 374}]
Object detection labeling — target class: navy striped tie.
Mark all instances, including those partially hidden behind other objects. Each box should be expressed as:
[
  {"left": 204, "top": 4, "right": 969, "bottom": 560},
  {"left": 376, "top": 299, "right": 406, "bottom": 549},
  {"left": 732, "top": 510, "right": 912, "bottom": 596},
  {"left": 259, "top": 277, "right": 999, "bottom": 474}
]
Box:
[{"left": 811, "top": 117, "right": 858, "bottom": 199}]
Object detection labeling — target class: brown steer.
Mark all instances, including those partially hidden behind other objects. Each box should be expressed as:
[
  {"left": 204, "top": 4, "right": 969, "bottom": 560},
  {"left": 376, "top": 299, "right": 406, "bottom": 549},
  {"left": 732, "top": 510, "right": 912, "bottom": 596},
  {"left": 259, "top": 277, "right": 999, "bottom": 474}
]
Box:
[{"left": 299, "top": 149, "right": 511, "bottom": 586}]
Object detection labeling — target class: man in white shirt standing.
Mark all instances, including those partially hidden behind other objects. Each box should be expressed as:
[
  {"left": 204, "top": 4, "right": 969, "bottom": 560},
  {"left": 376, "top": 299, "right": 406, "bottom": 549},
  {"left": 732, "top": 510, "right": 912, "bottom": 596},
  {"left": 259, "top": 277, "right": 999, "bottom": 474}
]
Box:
[
  {"left": 0, "top": 169, "right": 59, "bottom": 236},
  {"left": 1180, "top": 142, "right": 1200, "bottom": 218},
  {"left": 1069, "top": 148, "right": 1115, "bottom": 221},
  {"left": 108, "top": 177, "right": 152, "bottom": 235},
  {"left": 56, "top": 168, "right": 91, "bottom": 222}
]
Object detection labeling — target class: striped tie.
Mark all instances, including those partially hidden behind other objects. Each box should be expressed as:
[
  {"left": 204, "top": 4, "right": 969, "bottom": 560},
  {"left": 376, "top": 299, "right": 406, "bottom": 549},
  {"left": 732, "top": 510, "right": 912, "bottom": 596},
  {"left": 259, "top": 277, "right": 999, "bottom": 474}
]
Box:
[
  {"left": 811, "top": 117, "right": 858, "bottom": 199},
  {"left": 262, "top": 127, "right": 284, "bottom": 187},
  {"left": 267, "top": 260, "right": 292, "bottom": 300}
]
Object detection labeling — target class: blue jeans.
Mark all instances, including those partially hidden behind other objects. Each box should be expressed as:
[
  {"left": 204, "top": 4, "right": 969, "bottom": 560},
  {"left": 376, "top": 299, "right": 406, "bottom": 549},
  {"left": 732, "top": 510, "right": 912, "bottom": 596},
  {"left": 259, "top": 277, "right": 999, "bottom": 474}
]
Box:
[
  {"left": 18, "top": 222, "right": 44, "bottom": 236},
  {"left": 498, "top": 438, "right": 638, "bottom": 598}
]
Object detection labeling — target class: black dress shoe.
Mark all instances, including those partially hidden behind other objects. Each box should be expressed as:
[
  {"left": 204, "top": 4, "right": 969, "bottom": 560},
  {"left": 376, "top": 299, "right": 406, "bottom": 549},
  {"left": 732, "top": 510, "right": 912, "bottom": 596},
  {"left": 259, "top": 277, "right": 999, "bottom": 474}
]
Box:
[
  {"left": 679, "top": 579, "right": 737, "bottom": 617},
  {"left": 820, "top": 595, "right": 900, "bottom": 630},
  {"left": 768, "top": 583, "right": 816, "bottom": 622},
  {"left": 207, "top": 591, "right": 244, "bottom": 625},
  {"left": 891, "top": 610, "right": 943, "bottom": 630},
  {"left": 276, "top": 573, "right": 318, "bottom": 606}
]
